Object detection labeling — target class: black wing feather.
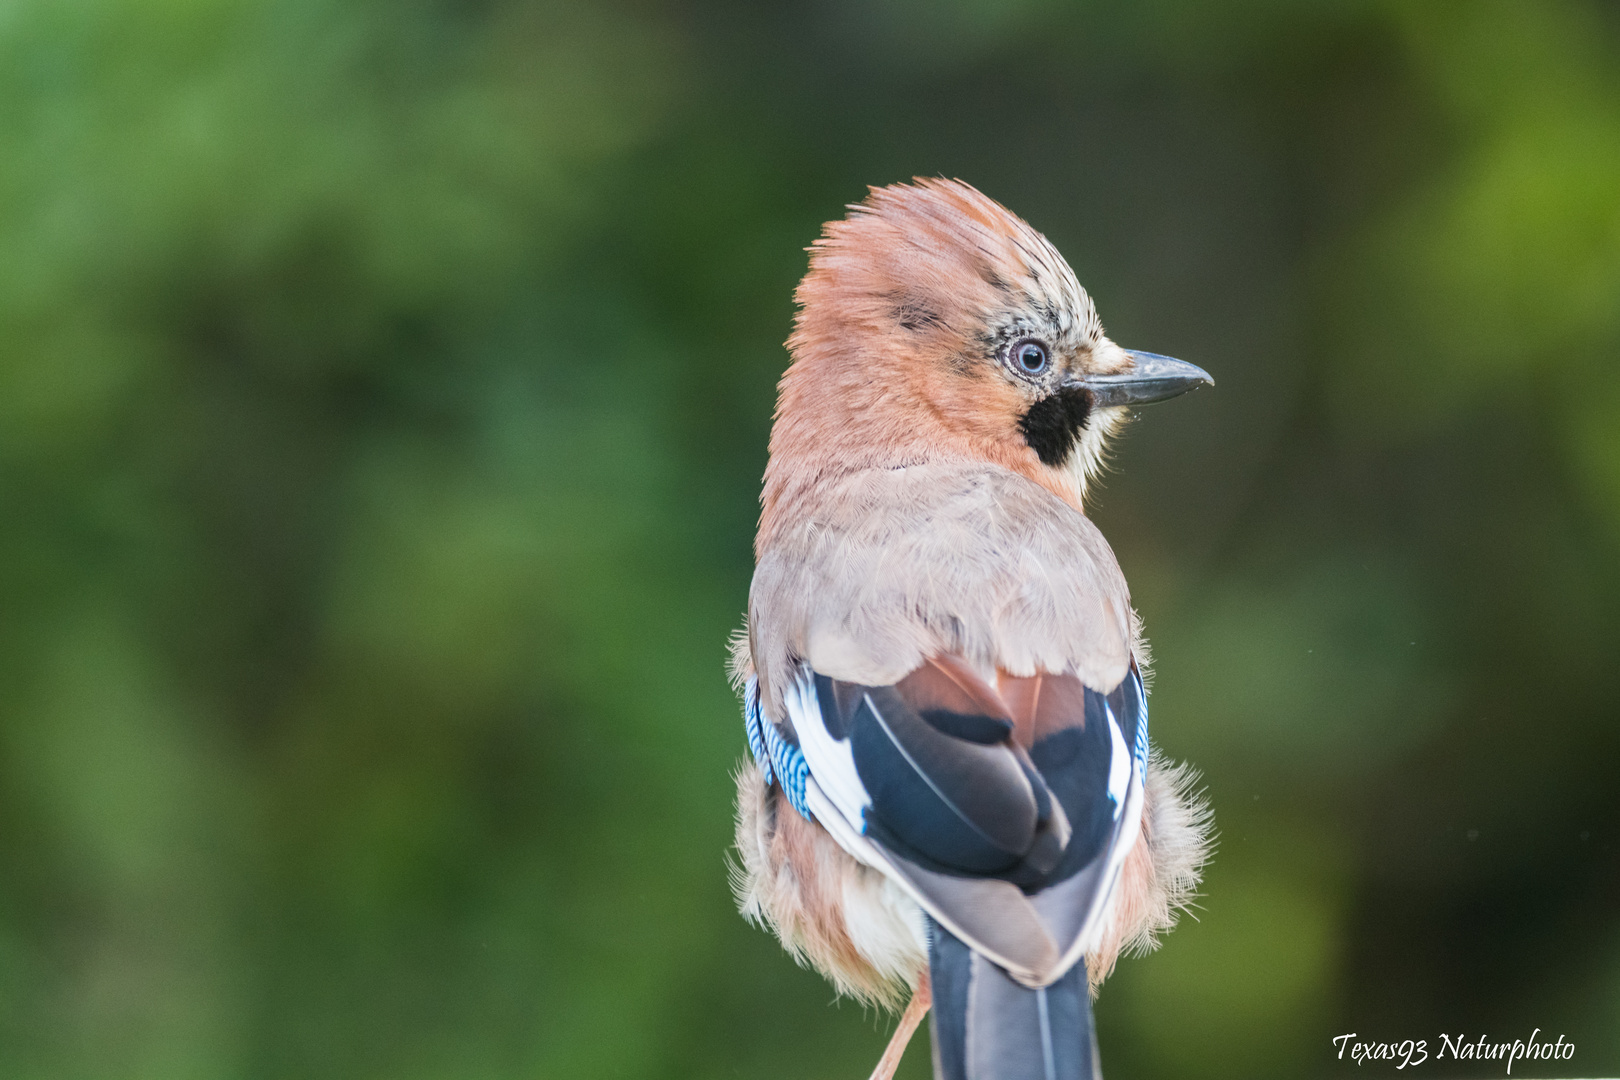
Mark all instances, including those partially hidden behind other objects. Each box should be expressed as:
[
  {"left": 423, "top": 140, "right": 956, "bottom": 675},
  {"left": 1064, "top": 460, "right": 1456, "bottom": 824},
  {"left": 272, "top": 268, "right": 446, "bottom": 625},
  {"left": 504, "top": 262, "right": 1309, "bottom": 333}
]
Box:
[
  {"left": 850, "top": 683, "right": 1039, "bottom": 874},
  {"left": 812, "top": 663, "right": 1141, "bottom": 891}
]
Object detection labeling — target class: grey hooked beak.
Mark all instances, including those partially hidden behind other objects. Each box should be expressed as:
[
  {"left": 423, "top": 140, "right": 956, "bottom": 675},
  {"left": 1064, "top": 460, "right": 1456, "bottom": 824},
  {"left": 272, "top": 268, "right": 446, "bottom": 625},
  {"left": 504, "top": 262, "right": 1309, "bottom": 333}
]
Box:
[{"left": 1074, "top": 350, "right": 1214, "bottom": 408}]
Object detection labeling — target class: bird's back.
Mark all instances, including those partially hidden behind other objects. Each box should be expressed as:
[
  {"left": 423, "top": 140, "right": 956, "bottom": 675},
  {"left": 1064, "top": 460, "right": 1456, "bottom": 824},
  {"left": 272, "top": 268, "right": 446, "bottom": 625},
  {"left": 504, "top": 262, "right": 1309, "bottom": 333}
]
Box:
[{"left": 750, "top": 459, "right": 1137, "bottom": 719}]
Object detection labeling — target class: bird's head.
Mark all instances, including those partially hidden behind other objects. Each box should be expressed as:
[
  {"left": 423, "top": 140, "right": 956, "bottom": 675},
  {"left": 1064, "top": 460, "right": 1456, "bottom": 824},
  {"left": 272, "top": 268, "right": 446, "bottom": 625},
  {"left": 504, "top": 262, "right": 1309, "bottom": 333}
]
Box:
[{"left": 765, "top": 178, "right": 1210, "bottom": 516}]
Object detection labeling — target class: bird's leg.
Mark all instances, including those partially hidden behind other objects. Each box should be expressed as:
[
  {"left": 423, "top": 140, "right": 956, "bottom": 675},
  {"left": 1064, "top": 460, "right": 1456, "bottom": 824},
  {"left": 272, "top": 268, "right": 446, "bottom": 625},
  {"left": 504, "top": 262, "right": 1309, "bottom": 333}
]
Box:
[{"left": 866, "top": 974, "right": 931, "bottom": 1080}]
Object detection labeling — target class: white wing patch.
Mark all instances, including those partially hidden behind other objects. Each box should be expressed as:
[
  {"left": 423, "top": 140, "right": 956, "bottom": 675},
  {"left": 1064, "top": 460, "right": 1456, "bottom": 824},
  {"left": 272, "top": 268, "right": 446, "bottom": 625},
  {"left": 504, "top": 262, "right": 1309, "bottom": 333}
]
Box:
[
  {"left": 1104, "top": 701, "right": 1131, "bottom": 820},
  {"left": 782, "top": 668, "right": 872, "bottom": 831}
]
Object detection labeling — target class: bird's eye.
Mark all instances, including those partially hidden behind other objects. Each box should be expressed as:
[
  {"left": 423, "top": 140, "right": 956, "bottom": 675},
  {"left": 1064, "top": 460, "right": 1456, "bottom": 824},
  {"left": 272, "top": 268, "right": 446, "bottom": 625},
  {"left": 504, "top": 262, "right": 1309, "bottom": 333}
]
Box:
[{"left": 1011, "top": 339, "right": 1050, "bottom": 376}]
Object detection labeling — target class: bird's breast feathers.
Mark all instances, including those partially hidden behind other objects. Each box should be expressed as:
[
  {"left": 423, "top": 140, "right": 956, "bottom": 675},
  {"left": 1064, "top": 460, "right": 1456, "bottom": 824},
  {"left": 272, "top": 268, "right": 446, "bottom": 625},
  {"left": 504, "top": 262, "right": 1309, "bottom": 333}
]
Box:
[{"left": 745, "top": 461, "right": 1147, "bottom": 988}]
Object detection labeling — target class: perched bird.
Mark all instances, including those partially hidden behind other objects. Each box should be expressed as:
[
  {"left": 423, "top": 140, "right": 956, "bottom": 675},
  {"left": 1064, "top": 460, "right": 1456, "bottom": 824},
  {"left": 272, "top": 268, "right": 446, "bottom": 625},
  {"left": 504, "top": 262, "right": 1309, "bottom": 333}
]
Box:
[{"left": 730, "top": 179, "right": 1214, "bottom": 1080}]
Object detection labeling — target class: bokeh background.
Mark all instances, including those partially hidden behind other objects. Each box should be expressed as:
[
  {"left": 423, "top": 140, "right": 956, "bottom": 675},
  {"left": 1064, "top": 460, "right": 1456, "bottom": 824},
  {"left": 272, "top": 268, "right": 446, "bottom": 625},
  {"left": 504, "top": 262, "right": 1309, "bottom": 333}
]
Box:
[{"left": 1, "top": 1, "right": 1617, "bottom": 1077}]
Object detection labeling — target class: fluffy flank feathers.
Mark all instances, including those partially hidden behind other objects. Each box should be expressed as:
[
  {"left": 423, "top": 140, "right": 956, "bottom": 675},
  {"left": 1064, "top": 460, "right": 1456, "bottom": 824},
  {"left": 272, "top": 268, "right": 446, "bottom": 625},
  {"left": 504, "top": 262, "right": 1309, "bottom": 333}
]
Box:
[
  {"left": 1085, "top": 748, "right": 1213, "bottom": 989},
  {"left": 1129, "top": 606, "right": 1154, "bottom": 691},
  {"left": 726, "top": 622, "right": 752, "bottom": 696},
  {"left": 730, "top": 761, "right": 925, "bottom": 1010}
]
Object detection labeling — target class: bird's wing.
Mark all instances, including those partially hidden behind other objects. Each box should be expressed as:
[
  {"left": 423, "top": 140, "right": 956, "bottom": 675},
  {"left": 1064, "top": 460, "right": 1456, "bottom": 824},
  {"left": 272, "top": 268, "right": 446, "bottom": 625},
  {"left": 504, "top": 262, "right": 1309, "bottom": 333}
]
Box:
[
  {"left": 747, "top": 656, "right": 1149, "bottom": 988},
  {"left": 744, "top": 462, "right": 1147, "bottom": 985}
]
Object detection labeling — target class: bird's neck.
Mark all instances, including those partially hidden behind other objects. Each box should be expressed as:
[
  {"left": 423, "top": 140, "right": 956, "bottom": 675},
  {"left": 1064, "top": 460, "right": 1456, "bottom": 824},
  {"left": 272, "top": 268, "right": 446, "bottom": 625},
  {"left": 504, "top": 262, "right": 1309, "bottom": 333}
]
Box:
[{"left": 757, "top": 432, "right": 1085, "bottom": 558}]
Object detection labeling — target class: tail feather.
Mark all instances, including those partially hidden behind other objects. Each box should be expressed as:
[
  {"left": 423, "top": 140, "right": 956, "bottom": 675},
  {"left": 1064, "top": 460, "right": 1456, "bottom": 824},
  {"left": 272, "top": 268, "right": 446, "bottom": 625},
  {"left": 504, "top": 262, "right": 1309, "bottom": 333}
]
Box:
[{"left": 928, "top": 916, "right": 1099, "bottom": 1080}]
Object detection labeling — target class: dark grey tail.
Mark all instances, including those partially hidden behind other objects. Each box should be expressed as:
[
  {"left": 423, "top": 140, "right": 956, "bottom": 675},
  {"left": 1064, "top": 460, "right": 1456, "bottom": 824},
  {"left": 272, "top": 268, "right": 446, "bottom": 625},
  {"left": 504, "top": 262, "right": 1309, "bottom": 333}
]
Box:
[{"left": 927, "top": 916, "right": 1099, "bottom": 1080}]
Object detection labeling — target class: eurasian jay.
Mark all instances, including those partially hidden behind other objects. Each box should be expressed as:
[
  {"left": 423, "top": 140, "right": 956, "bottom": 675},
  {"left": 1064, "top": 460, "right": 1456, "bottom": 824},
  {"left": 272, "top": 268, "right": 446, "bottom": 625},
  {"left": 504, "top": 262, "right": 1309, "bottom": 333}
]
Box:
[{"left": 730, "top": 179, "right": 1214, "bottom": 1080}]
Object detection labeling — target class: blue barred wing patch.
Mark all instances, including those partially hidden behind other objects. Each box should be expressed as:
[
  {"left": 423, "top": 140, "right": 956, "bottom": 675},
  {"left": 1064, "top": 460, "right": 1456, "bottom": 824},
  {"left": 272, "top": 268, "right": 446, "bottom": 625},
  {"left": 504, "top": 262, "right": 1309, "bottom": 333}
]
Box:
[
  {"left": 1131, "top": 671, "right": 1150, "bottom": 784},
  {"left": 744, "top": 675, "right": 812, "bottom": 820},
  {"left": 742, "top": 677, "right": 772, "bottom": 787}
]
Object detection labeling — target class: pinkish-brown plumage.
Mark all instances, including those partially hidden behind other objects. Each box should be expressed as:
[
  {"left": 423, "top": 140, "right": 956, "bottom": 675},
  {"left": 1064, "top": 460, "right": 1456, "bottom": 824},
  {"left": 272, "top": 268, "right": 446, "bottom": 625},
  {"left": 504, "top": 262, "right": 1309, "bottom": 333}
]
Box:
[
  {"left": 761, "top": 179, "right": 1132, "bottom": 554},
  {"left": 731, "top": 179, "right": 1213, "bottom": 1079}
]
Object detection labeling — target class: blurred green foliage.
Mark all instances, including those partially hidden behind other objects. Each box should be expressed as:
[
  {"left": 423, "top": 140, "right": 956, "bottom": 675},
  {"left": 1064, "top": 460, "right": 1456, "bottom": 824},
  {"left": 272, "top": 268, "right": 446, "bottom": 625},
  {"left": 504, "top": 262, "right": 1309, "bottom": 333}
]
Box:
[{"left": 0, "top": 1, "right": 1616, "bottom": 1077}]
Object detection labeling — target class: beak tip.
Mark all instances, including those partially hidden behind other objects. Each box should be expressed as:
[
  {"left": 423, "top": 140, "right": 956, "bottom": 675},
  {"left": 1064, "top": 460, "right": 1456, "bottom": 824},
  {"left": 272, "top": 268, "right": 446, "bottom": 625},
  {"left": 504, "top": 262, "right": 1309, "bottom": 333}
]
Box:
[{"left": 1098, "top": 350, "right": 1215, "bottom": 407}]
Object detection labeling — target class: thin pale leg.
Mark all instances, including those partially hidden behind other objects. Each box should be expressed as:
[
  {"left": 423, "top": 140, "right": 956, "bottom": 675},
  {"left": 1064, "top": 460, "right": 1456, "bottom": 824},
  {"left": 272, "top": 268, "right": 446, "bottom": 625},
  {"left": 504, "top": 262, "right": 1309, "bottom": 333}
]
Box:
[{"left": 867, "top": 975, "right": 932, "bottom": 1080}]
